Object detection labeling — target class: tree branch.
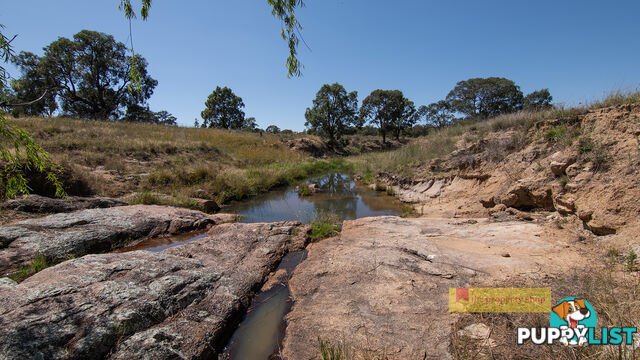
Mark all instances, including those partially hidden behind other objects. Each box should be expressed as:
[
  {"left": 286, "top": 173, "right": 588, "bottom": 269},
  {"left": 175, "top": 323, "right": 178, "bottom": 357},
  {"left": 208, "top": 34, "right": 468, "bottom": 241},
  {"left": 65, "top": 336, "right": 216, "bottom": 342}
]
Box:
[{"left": 0, "top": 89, "right": 49, "bottom": 108}]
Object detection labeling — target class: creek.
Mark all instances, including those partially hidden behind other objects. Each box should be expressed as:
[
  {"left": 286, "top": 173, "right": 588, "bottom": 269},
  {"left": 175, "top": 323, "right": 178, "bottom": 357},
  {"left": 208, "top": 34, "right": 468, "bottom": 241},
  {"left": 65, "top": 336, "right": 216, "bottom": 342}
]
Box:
[{"left": 123, "top": 172, "right": 404, "bottom": 359}]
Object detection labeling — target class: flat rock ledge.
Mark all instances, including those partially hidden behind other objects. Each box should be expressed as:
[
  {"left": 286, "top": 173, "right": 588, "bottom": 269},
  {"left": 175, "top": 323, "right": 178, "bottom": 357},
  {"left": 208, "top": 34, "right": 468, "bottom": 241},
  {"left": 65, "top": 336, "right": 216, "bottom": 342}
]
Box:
[
  {"left": 0, "top": 205, "right": 234, "bottom": 275},
  {"left": 0, "top": 221, "right": 304, "bottom": 359},
  {"left": 1, "top": 194, "right": 127, "bottom": 214},
  {"left": 282, "top": 216, "right": 581, "bottom": 359}
]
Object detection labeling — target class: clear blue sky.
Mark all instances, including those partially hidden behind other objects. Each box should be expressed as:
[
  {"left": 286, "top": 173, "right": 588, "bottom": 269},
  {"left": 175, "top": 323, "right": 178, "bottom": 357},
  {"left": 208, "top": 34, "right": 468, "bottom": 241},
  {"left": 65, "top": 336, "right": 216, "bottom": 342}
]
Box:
[{"left": 3, "top": 0, "right": 639, "bottom": 130}]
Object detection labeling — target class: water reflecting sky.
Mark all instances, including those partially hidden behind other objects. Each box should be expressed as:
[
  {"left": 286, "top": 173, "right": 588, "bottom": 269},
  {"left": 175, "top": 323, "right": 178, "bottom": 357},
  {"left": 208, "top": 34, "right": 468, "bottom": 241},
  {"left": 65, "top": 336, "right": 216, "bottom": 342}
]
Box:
[{"left": 224, "top": 173, "right": 404, "bottom": 223}]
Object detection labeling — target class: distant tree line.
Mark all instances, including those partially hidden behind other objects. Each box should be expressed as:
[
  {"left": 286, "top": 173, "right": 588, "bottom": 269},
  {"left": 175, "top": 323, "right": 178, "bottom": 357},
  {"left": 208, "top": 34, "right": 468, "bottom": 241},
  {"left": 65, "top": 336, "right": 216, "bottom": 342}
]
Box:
[
  {"left": 198, "top": 78, "right": 552, "bottom": 143},
  {"left": 301, "top": 78, "right": 552, "bottom": 143},
  {"left": 7, "top": 29, "right": 552, "bottom": 137}
]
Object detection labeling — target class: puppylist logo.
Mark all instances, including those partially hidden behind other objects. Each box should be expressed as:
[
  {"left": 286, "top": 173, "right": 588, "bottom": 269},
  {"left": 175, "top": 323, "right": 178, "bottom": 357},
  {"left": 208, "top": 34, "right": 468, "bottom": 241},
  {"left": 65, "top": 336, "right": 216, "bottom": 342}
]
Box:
[{"left": 517, "top": 297, "right": 638, "bottom": 346}]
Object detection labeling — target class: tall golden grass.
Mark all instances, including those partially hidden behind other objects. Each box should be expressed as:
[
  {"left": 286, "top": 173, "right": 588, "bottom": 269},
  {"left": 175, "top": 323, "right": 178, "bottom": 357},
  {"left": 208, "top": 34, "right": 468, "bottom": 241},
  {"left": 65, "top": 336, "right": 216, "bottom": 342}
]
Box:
[{"left": 3, "top": 117, "right": 346, "bottom": 203}]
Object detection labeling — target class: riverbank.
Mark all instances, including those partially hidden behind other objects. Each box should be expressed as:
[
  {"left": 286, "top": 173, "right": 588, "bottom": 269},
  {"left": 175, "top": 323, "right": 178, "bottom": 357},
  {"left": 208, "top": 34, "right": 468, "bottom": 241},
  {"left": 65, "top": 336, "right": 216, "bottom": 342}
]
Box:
[
  {"left": 278, "top": 98, "right": 640, "bottom": 358},
  {"left": 3, "top": 117, "right": 403, "bottom": 207},
  {"left": 0, "top": 172, "right": 406, "bottom": 359}
]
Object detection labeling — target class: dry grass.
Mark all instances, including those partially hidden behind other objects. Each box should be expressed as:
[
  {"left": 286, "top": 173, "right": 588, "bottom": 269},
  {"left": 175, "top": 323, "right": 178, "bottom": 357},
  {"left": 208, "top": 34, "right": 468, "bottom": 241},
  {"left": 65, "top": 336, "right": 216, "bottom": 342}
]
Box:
[
  {"left": 346, "top": 93, "right": 631, "bottom": 181},
  {"left": 451, "top": 264, "right": 640, "bottom": 359},
  {"left": 346, "top": 110, "right": 552, "bottom": 179},
  {"left": 590, "top": 90, "right": 640, "bottom": 109},
  {"left": 2, "top": 117, "right": 349, "bottom": 203}
]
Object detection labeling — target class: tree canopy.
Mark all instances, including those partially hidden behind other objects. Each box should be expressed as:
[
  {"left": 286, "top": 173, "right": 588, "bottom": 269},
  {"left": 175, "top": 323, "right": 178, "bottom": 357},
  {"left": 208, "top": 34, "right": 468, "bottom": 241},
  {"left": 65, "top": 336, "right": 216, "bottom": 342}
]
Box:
[
  {"left": 8, "top": 30, "right": 157, "bottom": 120},
  {"left": 9, "top": 51, "right": 58, "bottom": 117},
  {"left": 419, "top": 100, "right": 454, "bottom": 128},
  {"left": 37, "top": 30, "right": 157, "bottom": 119},
  {"left": 201, "top": 86, "right": 246, "bottom": 129},
  {"left": 446, "top": 77, "right": 524, "bottom": 119},
  {"left": 523, "top": 88, "right": 553, "bottom": 111},
  {"left": 360, "top": 89, "right": 416, "bottom": 143},
  {"left": 304, "top": 83, "right": 359, "bottom": 144},
  {"left": 266, "top": 125, "right": 281, "bottom": 134},
  {"left": 122, "top": 105, "right": 177, "bottom": 125}
]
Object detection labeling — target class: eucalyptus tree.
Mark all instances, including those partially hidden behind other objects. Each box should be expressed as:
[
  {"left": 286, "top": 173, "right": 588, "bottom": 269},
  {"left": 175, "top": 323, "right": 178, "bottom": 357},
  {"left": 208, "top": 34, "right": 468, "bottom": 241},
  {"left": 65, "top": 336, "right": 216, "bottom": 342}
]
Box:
[
  {"left": 304, "top": 83, "right": 359, "bottom": 144},
  {"left": 446, "top": 77, "right": 524, "bottom": 119},
  {"left": 420, "top": 100, "right": 454, "bottom": 128},
  {"left": 266, "top": 125, "right": 281, "bottom": 134},
  {"left": 523, "top": 89, "right": 553, "bottom": 111},
  {"left": 38, "top": 30, "right": 157, "bottom": 119},
  {"left": 360, "top": 89, "right": 417, "bottom": 143},
  {"left": 9, "top": 51, "right": 58, "bottom": 117},
  {"left": 201, "top": 87, "right": 246, "bottom": 129}
]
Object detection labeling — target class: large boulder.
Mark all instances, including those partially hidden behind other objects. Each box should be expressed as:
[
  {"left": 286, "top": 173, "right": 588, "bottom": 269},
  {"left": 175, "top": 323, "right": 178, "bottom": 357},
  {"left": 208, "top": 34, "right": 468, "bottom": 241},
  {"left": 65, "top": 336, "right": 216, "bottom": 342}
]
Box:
[
  {"left": 0, "top": 205, "right": 231, "bottom": 275},
  {"left": 1, "top": 194, "right": 126, "bottom": 214},
  {"left": 549, "top": 151, "right": 577, "bottom": 177},
  {"left": 490, "top": 181, "right": 555, "bottom": 211},
  {"left": 0, "top": 221, "right": 304, "bottom": 359},
  {"left": 554, "top": 195, "right": 577, "bottom": 215}
]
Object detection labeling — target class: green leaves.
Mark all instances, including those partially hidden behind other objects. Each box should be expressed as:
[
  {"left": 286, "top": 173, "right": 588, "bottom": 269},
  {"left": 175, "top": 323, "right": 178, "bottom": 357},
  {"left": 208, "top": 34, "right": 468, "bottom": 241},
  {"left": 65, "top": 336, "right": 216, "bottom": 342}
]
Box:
[
  {"left": 523, "top": 88, "right": 553, "bottom": 111},
  {"left": 201, "top": 86, "right": 246, "bottom": 130},
  {"left": 446, "top": 77, "right": 524, "bottom": 119},
  {"left": 119, "top": 1, "right": 305, "bottom": 77},
  {"left": 268, "top": 0, "right": 305, "bottom": 77},
  {"left": 33, "top": 30, "right": 157, "bottom": 119},
  {"left": 0, "top": 117, "right": 66, "bottom": 199},
  {"left": 360, "top": 89, "right": 416, "bottom": 142},
  {"left": 0, "top": 25, "right": 65, "bottom": 199},
  {"left": 305, "top": 83, "right": 359, "bottom": 144},
  {"left": 119, "top": 0, "right": 152, "bottom": 20}
]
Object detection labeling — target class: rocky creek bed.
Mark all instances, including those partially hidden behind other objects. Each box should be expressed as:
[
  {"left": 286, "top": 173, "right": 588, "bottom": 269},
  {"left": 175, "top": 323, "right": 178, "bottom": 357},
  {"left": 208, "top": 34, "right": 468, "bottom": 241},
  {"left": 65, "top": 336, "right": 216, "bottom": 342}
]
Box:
[
  {"left": 0, "top": 171, "right": 596, "bottom": 359},
  {"left": 0, "top": 218, "right": 306, "bottom": 359},
  {"left": 0, "top": 172, "right": 407, "bottom": 359}
]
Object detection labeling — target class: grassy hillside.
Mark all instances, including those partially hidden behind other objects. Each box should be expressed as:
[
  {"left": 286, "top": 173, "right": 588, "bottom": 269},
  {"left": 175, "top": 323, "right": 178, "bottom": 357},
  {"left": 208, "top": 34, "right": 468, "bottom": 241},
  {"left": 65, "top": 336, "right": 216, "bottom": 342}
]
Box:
[
  {"left": 3, "top": 117, "right": 347, "bottom": 205},
  {"left": 347, "top": 90, "right": 640, "bottom": 182}
]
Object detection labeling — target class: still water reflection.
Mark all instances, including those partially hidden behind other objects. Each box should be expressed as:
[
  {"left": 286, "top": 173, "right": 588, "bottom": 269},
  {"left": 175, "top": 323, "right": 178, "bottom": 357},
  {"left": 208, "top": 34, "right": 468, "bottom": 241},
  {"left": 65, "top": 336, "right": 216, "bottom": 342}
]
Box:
[{"left": 226, "top": 172, "right": 404, "bottom": 223}]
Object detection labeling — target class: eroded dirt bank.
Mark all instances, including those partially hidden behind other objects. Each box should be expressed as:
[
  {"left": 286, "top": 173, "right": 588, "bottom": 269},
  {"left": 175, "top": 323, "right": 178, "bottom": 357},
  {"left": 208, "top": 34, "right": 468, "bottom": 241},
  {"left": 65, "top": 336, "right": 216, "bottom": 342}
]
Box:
[{"left": 281, "top": 103, "right": 640, "bottom": 358}]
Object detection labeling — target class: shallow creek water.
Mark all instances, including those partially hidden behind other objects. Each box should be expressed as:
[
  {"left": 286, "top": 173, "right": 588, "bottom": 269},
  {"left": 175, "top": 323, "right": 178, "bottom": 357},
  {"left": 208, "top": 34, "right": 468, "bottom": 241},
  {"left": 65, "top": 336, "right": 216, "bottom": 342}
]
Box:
[{"left": 120, "top": 173, "right": 403, "bottom": 359}]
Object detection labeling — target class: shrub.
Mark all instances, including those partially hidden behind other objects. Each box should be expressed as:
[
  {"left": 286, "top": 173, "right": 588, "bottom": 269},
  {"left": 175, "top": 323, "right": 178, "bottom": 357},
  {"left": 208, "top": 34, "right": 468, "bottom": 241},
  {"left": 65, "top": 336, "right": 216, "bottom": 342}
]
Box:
[
  {"left": 558, "top": 175, "right": 570, "bottom": 187},
  {"left": 607, "top": 247, "right": 619, "bottom": 264},
  {"left": 401, "top": 205, "right": 417, "bottom": 218},
  {"left": 8, "top": 255, "right": 49, "bottom": 282},
  {"left": 543, "top": 125, "right": 580, "bottom": 146},
  {"left": 543, "top": 125, "right": 567, "bottom": 142},
  {"left": 309, "top": 211, "right": 341, "bottom": 240},
  {"left": 579, "top": 136, "right": 594, "bottom": 153},
  {"left": 589, "top": 144, "right": 610, "bottom": 172},
  {"left": 625, "top": 250, "right": 637, "bottom": 272},
  {"left": 319, "top": 338, "right": 345, "bottom": 360},
  {"left": 298, "top": 186, "right": 312, "bottom": 196}
]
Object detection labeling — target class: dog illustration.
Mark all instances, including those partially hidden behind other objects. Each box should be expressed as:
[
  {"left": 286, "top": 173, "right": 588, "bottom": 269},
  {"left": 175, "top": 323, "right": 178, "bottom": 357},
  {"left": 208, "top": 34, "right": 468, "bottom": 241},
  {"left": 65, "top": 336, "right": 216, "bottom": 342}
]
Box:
[{"left": 552, "top": 298, "right": 591, "bottom": 346}]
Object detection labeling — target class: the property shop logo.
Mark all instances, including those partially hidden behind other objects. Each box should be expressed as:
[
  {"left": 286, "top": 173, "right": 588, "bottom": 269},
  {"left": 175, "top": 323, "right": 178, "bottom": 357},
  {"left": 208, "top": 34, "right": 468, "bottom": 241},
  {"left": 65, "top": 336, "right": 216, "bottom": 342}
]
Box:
[{"left": 518, "top": 297, "right": 637, "bottom": 346}]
